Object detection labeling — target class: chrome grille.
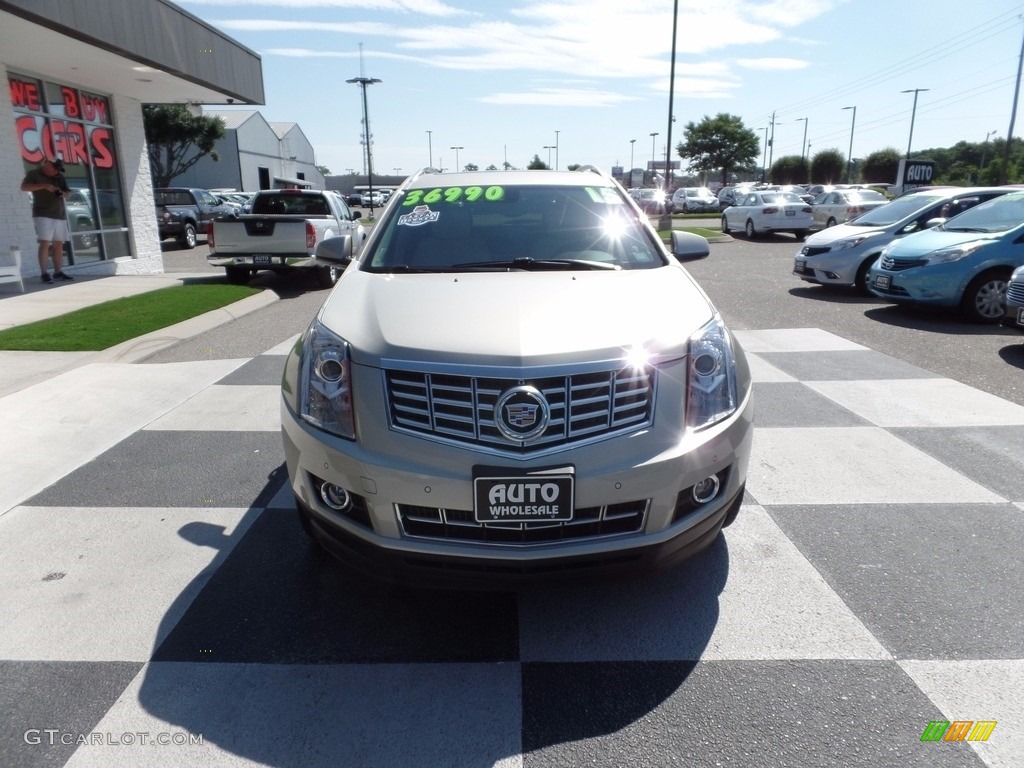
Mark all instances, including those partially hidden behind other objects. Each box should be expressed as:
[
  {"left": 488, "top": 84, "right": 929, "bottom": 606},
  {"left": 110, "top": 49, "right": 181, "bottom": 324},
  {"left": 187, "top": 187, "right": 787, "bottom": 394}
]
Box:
[
  {"left": 385, "top": 366, "right": 654, "bottom": 454},
  {"left": 397, "top": 500, "right": 648, "bottom": 545},
  {"left": 1007, "top": 280, "right": 1024, "bottom": 304},
  {"left": 880, "top": 256, "right": 926, "bottom": 271}
]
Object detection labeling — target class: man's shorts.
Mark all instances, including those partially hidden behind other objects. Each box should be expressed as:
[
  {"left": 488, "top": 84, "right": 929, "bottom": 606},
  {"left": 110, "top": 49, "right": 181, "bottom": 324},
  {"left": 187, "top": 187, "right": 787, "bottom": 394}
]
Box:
[{"left": 33, "top": 216, "right": 70, "bottom": 243}]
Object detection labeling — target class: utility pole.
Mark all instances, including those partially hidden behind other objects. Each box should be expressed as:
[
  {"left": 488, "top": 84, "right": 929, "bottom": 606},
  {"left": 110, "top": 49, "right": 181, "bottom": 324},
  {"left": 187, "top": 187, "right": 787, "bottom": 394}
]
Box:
[
  {"left": 660, "top": 0, "right": 679, "bottom": 232},
  {"left": 767, "top": 111, "right": 776, "bottom": 181},
  {"left": 1000, "top": 19, "right": 1024, "bottom": 185}
]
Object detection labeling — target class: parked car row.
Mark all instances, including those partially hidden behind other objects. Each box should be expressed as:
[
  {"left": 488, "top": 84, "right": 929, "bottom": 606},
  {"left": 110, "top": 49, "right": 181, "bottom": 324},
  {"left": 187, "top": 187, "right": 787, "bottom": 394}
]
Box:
[
  {"left": 790, "top": 185, "right": 1024, "bottom": 323},
  {"left": 721, "top": 190, "right": 813, "bottom": 240}
]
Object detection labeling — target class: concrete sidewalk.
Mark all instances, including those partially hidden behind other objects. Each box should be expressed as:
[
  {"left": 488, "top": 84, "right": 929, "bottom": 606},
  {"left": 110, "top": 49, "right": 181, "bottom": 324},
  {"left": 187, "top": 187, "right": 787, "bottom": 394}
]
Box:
[{"left": 0, "top": 272, "right": 278, "bottom": 397}]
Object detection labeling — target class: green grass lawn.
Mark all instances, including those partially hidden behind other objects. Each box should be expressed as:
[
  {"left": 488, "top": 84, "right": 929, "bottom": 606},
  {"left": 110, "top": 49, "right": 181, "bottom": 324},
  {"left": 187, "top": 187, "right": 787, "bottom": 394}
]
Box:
[{"left": 0, "top": 283, "right": 262, "bottom": 351}]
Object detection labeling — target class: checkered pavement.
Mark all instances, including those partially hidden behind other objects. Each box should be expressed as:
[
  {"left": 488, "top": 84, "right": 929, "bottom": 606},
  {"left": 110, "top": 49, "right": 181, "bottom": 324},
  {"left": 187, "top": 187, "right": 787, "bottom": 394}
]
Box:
[{"left": 1, "top": 328, "right": 1021, "bottom": 768}]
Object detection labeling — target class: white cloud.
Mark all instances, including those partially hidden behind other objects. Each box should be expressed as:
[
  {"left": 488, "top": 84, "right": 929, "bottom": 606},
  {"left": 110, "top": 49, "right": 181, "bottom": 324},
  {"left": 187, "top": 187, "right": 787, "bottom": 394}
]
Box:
[
  {"left": 736, "top": 58, "right": 811, "bottom": 71},
  {"left": 478, "top": 88, "right": 640, "bottom": 107}
]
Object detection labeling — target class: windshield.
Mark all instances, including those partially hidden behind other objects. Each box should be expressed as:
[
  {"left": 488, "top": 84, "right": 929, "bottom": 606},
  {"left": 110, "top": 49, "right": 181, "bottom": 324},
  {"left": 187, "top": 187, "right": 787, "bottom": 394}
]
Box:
[
  {"left": 847, "top": 190, "right": 887, "bottom": 203},
  {"left": 848, "top": 193, "right": 945, "bottom": 226},
  {"left": 362, "top": 183, "right": 666, "bottom": 272},
  {"left": 943, "top": 192, "right": 1024, "bottom": 233},
  {"left": 762, "top": 193, "right": 804, "bottom": 204}
]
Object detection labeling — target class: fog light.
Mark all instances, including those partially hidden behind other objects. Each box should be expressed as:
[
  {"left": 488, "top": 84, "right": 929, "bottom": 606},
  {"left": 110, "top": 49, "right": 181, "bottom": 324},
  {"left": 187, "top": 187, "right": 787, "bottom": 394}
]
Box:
[
  {"left": 320, "top": 482, "right": 352, "bottom": 511},
  {"left": 692, "top": 475, "right": 721, "bottom": 504}
]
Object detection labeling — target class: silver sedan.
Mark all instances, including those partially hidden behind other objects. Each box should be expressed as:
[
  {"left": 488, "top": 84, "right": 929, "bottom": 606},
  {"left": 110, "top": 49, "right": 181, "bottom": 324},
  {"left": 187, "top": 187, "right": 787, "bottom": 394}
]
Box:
[
  {"left": 722, "top": 191, "right": 813, "bottom": 240},
  {"left": 810, "top": 189, "right": 889, "bottom": 229}
]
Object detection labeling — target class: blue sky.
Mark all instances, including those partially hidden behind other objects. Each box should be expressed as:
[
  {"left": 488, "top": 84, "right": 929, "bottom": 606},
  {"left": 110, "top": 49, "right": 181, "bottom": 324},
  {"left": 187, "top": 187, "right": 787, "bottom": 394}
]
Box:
[{"left": 180, "top": 0, "right": 1024, "bottom": 179}]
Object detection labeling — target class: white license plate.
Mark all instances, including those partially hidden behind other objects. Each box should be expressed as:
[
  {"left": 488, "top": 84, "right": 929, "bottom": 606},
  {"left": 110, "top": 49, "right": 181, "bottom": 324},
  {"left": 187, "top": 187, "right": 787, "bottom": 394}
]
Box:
[
  {"left": 794, "top": 259, "right": 806, "bottom": 273},
  {"left": 785, "top": 209, "right": 796, "bottom": 216},
  {"left": 473, "top": 467, "right": 574, "bottom": 523},
  {"left": 874, "top": 274, "right": 890, "bottom": 290}
]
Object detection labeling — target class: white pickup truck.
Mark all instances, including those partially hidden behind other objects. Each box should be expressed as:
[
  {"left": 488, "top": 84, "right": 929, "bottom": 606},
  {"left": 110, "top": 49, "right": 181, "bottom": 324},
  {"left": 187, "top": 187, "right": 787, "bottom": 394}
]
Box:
[{"left": 207, "top": 189, "right": 366, "bottom": 287}]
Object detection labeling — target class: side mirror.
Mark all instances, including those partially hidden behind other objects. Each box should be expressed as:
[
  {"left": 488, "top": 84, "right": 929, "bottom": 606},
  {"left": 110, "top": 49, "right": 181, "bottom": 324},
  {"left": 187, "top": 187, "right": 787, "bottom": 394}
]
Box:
[
  {"left": 925, "top": 218, "right": 946, "bottom": 229},
  {"left": 670, "top": 230, "right": 710, "bottom": 260},
  {"left": 352, "top": 210, "right": 362, "bottom": 220},
  {"left": 315, "top": 234, "right": 353, "bottom": 266}
]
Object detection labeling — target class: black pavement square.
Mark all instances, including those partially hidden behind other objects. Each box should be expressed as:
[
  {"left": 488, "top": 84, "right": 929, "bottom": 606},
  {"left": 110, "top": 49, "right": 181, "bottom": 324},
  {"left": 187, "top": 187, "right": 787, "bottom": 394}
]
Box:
[
  {"left": 756, "top": 349, "right": 940, "bottom": 381},
  {"left": 893, "top": 426, "right": 1024, "bottom": 502},
  {"left": 216, "top": 355, "right": 287, "bottom": 386},
  {"left": 0, "top": 660, "right": 142, "bottom": 768},
  {"left": 752, "top": 381, "right": 871, "bottom": 428},
  {"left": 767, "top": 502, "right": 1024, "bottom": 659},
  {"left": 521, "top": 660, "right": 985, "bottom": 767},
  {"left": 152, "top": 508, "right": 520, "bottom": 664},
  {"left": 27, "top": 431, "right": 287, "bottom": 510}
]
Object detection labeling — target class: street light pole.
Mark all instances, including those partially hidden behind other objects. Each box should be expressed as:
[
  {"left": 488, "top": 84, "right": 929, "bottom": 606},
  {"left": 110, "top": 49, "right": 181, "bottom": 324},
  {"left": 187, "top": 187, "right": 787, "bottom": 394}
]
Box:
[
  {"left": 346, "top": 74, "right": 382, "bottom": 216},
  {"left": 842, "top": 106, "right": 857, "bottom": 184},
  {"left": 629, "top": 138, "right": 636, "bottom": 181},
  {"left": 554, "top": 130, "right": 560, "bottom": 170},
  {"left": 426, "top": 130, "right": 432, "bottom": 169},
  {"left": 901, "top": 88, "right": 929, "bottom": 159},
  {"left": 543, "top": 145, "right": 555, "bottom": 167},
  {"left": 450, "top": 146, "right": 463, "bottom": 172},
  {"left": 760, "top": 126, "right": 768, "bottom": 182},
  {"left": 649, "top": 132, "right": 658, "bottom": 186},
  {"left": 795, "top": 117, "right": 808, "bottom": 162}
]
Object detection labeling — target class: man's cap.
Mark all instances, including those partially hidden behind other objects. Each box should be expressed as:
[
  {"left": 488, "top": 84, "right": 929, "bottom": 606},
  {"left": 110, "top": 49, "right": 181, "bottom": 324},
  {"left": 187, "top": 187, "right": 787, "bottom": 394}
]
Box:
[{"left": 51, "top": 159, "right": 65, "bottom": 172}]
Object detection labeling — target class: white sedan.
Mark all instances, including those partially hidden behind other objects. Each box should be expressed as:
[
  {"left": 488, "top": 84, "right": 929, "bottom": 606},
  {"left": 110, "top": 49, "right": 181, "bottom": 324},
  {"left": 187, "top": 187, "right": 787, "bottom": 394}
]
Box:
[
  {"left": 810, "top": 189, "right": 889, "bottom": 229},
  {"left": 721, "top": 191, "right": 813, "bottom": 240}
]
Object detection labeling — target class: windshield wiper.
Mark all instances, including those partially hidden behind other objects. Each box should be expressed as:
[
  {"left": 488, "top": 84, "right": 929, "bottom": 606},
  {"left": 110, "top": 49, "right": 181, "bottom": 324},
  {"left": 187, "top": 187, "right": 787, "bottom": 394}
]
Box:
[
  {"left": 944, "top": 226, "right": 992, "bottom": 233},
  {"left": 453, "top": 257, "right": 620, "bottom": 271}
]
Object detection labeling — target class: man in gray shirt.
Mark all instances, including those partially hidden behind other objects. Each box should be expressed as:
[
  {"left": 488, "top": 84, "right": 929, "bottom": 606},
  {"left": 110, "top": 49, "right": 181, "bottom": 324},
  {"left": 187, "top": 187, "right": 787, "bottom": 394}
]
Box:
[{"left": 20, "top": 158, "right": 75, "bottom": 284}]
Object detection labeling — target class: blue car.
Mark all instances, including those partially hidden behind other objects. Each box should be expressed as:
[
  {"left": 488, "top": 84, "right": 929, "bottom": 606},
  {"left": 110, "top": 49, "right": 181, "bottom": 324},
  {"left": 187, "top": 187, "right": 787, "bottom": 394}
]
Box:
[{"left": 867, "top": 191, "right": 1024, "bottom": 322}]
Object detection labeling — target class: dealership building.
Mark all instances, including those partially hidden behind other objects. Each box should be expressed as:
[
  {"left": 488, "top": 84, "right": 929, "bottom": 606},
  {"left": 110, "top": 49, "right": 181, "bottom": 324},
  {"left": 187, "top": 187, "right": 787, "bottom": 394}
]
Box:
[{"left": 0, "top": 0, "right": 264, "bottom": 280}]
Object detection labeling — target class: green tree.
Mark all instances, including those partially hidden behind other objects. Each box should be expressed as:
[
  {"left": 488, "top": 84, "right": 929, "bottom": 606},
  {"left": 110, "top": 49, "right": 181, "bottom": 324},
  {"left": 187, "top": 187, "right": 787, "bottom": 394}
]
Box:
[
  {"left": 316, "top": 165, "right": 331, "bottom": 176},
  {"left": 676, "top": 113, "right": 759, "bottom": 186},
  {"left": 860, "top": 147, "right": 902, "bottom": 185},
  {"left": 769, "top": 155, "right": 809, "bottom": 185},
  {"left": 527, "top": 154, "right": 549, "bottom": 170},
  {"left": 809, "top": 149, "right": 845, "bottom": 184},
  {"left": 143, "top": 104, "right": 225, "bottom": 187},
  {"left": 465, "top": 163, "right": 479, "bottom": 171}
]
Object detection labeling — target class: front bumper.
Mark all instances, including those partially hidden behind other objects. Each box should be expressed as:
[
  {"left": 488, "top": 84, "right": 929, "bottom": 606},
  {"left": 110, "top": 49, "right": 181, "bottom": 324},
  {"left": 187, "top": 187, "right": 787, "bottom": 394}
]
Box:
[
  {"left": 792, "top": 245, "right": 869, "bottom": 286},
  {"left": 866, "top": 263, "right": 963, "bottom": 307},
  {"left": 280, "top": 374, "right": 753, "bottom": 588},
  {"left": 1002, "top": 297, "right": 1024, "bottom": 331}
]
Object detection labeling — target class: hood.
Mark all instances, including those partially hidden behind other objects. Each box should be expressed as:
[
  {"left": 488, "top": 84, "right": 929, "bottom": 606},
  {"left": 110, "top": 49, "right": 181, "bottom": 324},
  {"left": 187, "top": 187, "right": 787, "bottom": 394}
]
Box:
[
  {"left": 884, "top": 227, "right": 1002, "bottom": 260},
  {"left": 804, "top": 222, "right": 886, "bottom": 247},
  {"left": 319, "top": 267, "right": 714, "bottom": 368}
]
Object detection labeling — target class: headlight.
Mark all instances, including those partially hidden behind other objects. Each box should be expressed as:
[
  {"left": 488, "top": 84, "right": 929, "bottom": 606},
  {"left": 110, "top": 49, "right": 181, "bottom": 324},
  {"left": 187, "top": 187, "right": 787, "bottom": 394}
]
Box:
[
  {"left": 832, "top": 235, "right": 870, "bottom": 251},
  {"left": 299, "top": 319, "right": 355, "bottom": 439},
  {"left": 686, "top": 315, "right": 738, "bottom": 431},
  {"left": 1012, "top": 265, "right": 1024, "bottom": 280},
  {"left": 926, "top": 241, "right": 986, "bottom": 264}
]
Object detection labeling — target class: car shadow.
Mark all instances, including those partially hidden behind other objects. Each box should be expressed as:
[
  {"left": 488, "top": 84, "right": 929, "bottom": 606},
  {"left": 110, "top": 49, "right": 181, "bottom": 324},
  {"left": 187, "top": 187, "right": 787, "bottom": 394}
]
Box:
[
  {"left": 788, "top": 285, "right": 881, "bottom": 305},
  {"left": 133, "top": 469, "right": 730, "bottom": 766},
  {"left": 998, "top": 340, "right": 1024, "bottom": 369},
  {"left": 863, "top": 304, "right": 1021, "bottom": 337}
]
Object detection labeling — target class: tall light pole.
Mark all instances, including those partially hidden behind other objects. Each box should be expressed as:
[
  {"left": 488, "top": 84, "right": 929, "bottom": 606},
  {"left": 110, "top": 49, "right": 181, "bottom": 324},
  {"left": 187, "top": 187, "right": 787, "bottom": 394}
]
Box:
[
  {"left": 901, "top": 88, "right": 929, "bottom": 159},
  {"left": 554, "top": 130, "right": 560, "bottom": 170},
  {"left": 649, "top": 132, "right": 659, "bottom": 186},
  {"left": 426, "top": 130, "right": 433, "bottom": 169},
  {"left": 1001, "top": 21, "right": 1024, "bottom": 185},
  {"left": 629, "top": 138, "right": 636, "bottom": 183},
  {"left": 450, "top": 146, "right": 463, "bottom": 172},
  {"left": 842, "top": 106, "right": 857, "bottom": 184},
  {"left": 346, "top": 73, "right": 382, "bottom": 216},
  {"left": 660, "top": 0, "right": 680, "bottom": 232},
  {"left": 795, "top": 117, "right": 809, "bottom": 162},
  {"left": 543, "top": 145, "right": 555, "bottom": 167}
]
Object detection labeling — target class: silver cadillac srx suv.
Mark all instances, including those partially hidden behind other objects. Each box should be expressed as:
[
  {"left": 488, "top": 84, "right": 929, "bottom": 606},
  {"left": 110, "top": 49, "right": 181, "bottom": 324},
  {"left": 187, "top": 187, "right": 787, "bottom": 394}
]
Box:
[{"left": 280, "top": 167, "right": 753, "bottom": 587}]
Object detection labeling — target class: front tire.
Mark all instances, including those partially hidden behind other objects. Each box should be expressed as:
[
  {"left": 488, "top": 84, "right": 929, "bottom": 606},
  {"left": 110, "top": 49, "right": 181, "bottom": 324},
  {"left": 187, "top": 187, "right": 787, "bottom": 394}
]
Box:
[
  {"left": 961, "top": 270, "right": 1010, "bottom": 323},
  {"left": 178, "top": 223, "right": 197, "bottom": 249},
  {"left": 721, "top": 215, "right": 730, "bottom": 234},
  {"left": 315, "top": 264, "right": 342, "bottom": 289},
  {"left": 854, "top": 258, "right": 876, "bottom": 295},
  {"left": 826, "top": 217, "right": 837, "bottom": 228},
  {"left": 745, "top": 219, "right": 757, "bottom": 239}
]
